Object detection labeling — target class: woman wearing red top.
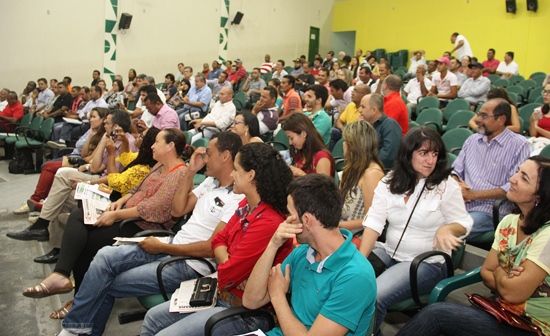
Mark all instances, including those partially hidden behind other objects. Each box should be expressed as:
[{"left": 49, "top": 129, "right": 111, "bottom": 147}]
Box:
[
  {"left": 22, "top": 129, "right": 193, "bottom": 298},
  {"left": 141, "top": 143, "right": 294, "bottom": 336},
  {"left": 282, "top": 113, "right": 334, "bottom": 177},
  {"left": 529, "top": 84, "right": 550, "bottom": 138}
]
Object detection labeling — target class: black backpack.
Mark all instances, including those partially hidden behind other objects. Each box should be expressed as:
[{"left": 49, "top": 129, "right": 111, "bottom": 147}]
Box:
[{"left": 8, "top": 147, "right": 35, "bottom": 174}]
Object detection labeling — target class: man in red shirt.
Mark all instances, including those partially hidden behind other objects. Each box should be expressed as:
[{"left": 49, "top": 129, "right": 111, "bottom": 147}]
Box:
[
  {"left": 0, "top": 91, "right": 24, "bottom": 132},
  {"left": 481, "top": 48, "right": 500, "bottom": 77},
  {"left": 382, "top": 75, "right": 409, "bottom": 136},
  {"left": 234, "top": 58, "right": 247, "bottom": 82}
]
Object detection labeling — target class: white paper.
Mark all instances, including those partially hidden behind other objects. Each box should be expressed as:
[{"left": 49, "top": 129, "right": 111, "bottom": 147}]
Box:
[
  {"left": 82, "top": 199, "right": 111, "bottom": 224},
  {"left": 74, "top": 183, "right": 111, "bottom": 201},
  {"left": 63, "top": 117, "right": 83, "bottom": 125},
  {"left": 112, "top": 236, "right": 171, "bottom": 246},
  {"left": 234, "top": 330, "right": 267, "bottom": 336},
  {"left": 0, "top": 132, "right": 15, "bottom": 137}
]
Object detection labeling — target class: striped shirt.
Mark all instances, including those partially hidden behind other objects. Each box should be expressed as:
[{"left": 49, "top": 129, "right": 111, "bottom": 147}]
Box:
[{"left": 452, "top": 128, "right": 529, "bottom": 215}]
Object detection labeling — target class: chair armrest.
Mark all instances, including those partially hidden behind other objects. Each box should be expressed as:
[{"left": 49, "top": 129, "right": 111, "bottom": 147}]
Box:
[
  {"left": 428, "top": 266, "right": 482, "bottom": 304},
  {"left": 409, "top": 251, "right": 454, "bottom": 308},
  {"left": 156, "top": 256, "right": 217, "bottom": 301},
  {"left": 204, "top": 307, "right": 275, "bottom": 336},
  {"left": 22, "top": 128, "right": 47, "bottom": 145},
  {"left": 133, "top": 230, "right": 175, "bottom": 238},
  {"left": 118, "top": 217, "right": 143, "bottom": 236},
  {"left": 493, "top": 197, "right": 508, "bottom": 229},
  {"left": 448, "top": 147, "right": 462, "bottom": 155}
]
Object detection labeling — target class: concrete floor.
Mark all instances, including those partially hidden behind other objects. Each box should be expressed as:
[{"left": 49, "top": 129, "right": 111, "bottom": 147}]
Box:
[{"left": 0, "top": 155, "right": 491, "bottom": 336}]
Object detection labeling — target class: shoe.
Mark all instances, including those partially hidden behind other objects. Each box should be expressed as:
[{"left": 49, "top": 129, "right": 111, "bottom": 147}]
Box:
[
  {"left": 27, "top": 199, "right": 43, "bottom": 211},
  {"left": 44, "top": 152, "right": 53, "bottom": 160},
  {"left": 47, "top": 140, "right": 67, "bottom": 149},
  {"left": 50, "top": 300, "right": 73, "bottom": 319},
  {"left": 28, "top": 212, "right": 40, "bottom": 224},
  {"left": 13, "top": 202, "right": 30, "bottom": 215},
  {"left": 34, "top": 248, "right": 59, "bottom": 264},
  {"left": 22, "top": 280, "right": 73, "bottom": 298},
  {"left": 6, "top": 225, "right": 49, "bottom": 241}
]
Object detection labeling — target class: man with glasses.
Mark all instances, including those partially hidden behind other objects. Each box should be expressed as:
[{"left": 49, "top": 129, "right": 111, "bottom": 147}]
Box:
[
  {"left": 329, "top": 84, "right": 370, "bottom": 149},
  {"left": 452, "top": 98, "right": 529, "bottom": 239}
]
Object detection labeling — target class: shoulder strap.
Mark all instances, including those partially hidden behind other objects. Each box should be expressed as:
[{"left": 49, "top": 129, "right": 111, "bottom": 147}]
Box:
[{"left": 391, "top": 182, "right": 427, "bottom": 259}]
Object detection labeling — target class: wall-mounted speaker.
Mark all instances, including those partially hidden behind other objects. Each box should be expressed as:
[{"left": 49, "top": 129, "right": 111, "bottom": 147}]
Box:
[
  {"left": 231, "top": 12, "right": 244, "bottom": 25},
  {"left": 119, "top": 13, "right": 133, "bottom": 30},
  {"left": 527, "top": 0, "right": 538, "bottom": 12},
  {"left": 506, "top": 0, "right": 516, "bottom": 13}
]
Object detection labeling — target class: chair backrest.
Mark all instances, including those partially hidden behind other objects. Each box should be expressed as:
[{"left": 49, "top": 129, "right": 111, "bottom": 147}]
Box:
[
  {"left": 492, "top": 78, "right": 510, "bottom": 88},
  {"left": 284, "top": 66, "right": 293, "bottom": 74},
  {"left": 446, "top": 110, "right": 475, "bottom": 131},
  {"left": 28, "top": 115, "right": 43, "bottom": 131},
  {"left": 518, "top": 79, "right": 537, "bottom": 92},
  {"left": 443, "top": 99, "right": 470, "bottom": 122},
  {"left": 39, "top": 118, "right": 55, "bottom": 140},
  {"left": 442, "top": 128, "right": 473, "bottom": 155},
  {"left": 191, "top": 137, "right": 209, "bottom": 148},
  {"left": 487, "top": 74, "right": 501, "bottom": 83},
  {"left": 409, "top": 120, "right": 420, "bottom": 129},
  {"left": 540, "top": 144, "right": 550, "bottom": 158},
  {"left": 332, "top": 138, "right": 344, "bottom": 159},
  {"left": 233, "top": 92, "right": 247, "bottom": 111},
  {"left": 506, "top": 85, "right": 524, "bottom": 96},
  {"left": 19, "top": 113, "right": 34, "bottom": 128},
  {"left": 416, "top": 96, "right": 440, "bottom": 113},
  {"left": 528, "top": 86, "right": 544, "bottom": 103},
  {"left": 267, "top": 129, "right": 290, "bottom": 151},
  {"left": 535, "top": 96, "right": 544, "bottom": 105},
  {"left": 507, "top": 92, "right": 519, "bottom": 105},
  {"left": 446, "top": 152, "right": 457, "bottom": 168},
  {"left": 530, "top": 71, "right": 546, "bottom": 78},
  {"left": 531, "top": 75, "right": 545, "bottom": 87},
  {"left": 416, "top": 108, "right": 443, "bottom": 132},
  {"left": 508, "top": 75, "right": 525, "bottom": 85},
  {"left": 518, "top": 103, "right": 543, "bottom": 127},
  {"left": 183, "top": 131, "right": 193, "bottom": 145}
]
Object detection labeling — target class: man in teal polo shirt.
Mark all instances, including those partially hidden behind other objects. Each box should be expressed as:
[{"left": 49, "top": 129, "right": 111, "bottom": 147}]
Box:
[
  {"left": 244, "top": 174, "right": 376, "bottom": 336},
  {"left": 303, "top": 84, "right": 331, "bottom": 146}
]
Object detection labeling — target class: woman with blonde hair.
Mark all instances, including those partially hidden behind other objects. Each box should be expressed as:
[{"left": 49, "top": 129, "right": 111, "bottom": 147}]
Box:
[
  {"left": 338, "top": 67, "right": 354, "bottom": 87},
  {"left": 339, "top": 121, "right": 385, "bottom": 230}
]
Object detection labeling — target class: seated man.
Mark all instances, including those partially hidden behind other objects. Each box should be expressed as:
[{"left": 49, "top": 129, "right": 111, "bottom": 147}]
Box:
[
  {"left": 252, "top": 86, "right": 280, "bottom": 135},
  {"left": 260, "top": 54, "right": 275, "bottom": 74},
  {"left": 371, "top": 62, "right": 390, "bottom": 95},
  {"left": 278, "top": 75, "right": 302, "bottom": 122},
  {"left": 208, "top": 60, "right": 223, "bottom": 80},
  {"left": 310, "top": 57, "right": 323, "bottom": 76},
  {"left": 449, "top": 58, "right": 467, "bottom": 88},
  {"left": 272, "top": 60, "right": 288, "bottom": 81},
  {"left": 496, "top": 51, "right": 519, "bottom": 79},
  {"left": 295, "top": 61, "right": 316, "bottom": 93},
  {"left": 325, "top": 79, "right": 352, "bottom": 117},
  {"left": 43, "top": 82, "right": 74, "bottom": 147},
  {"left": 206, "top": 71, "right": 231, "bottom": 101},
  {"left": 241, "top": 68, "right": 266, "bottom": 107},
  {"left": 136, "top": 92, "right": 180, "bottom": 132},
  {"left": 382, "top": 75, "right": 409, "bottom": 137},
  {"left": 452, "top": 98, "right": 529, "bottom": 238},
  {"left": 317, "top": 67, "right": 330, "bottom": 91},
  {"left": 243, "top": 174, "right": 377, "bottom": 336},
  {"left": 29, "top": 78, "right": 54, "bottom": 116},
  {"left": 54, "top": 132, "right": 244, "bottom": 336},
  {"left": 303, "top": 85, "right": 331, "bottom": 146},
  {"left": 176, "top": 74, "right": 213, "bottom": 130},
  {"left": 356, "top": 66, "right": 375, "bottom": 86},
  {"left": 359, "top": 93, "right": 402, "bottom": 169},
  {"left": 481, "top": 48, "right": 500, "bottom": 77},
  {"left": 330, "top": 84, "right": 370, "bottom": 149},
  {"left": 427, "top": 57, "right": 458, "bottom": 107},
  {"left": 290, "top": 58, "right": 304, "bottom": 77},
  {"left": 403, "top": 64, "right": 432, "bottom": 112},
  {"left": 161, "top": 73, "right": 177, "bottom": 100},
  {"left": 0, "top": 91, "right": 24, "bottom": 132},
  {"left": 406, "top": 50, "right": 426, "bottom": 77},
  {"left": 188, "top": 87, "right": 236, "bottom": 143},
  {"left": 458, "top": 62, "right": 491, "bottom": 105}
]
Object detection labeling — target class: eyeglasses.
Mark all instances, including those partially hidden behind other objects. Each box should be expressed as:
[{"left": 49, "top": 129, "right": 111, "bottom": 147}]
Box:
[
  {"left": 476, "top": 112, "right": 499, "bottom": 120},
  {"left": 542, "top": 90, "right": 550, "bottom": 96}
]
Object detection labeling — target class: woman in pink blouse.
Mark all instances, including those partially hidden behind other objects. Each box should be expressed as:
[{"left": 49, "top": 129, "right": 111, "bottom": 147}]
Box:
[{"left": 22, "top": 129, "right": 193, "bottom": 300}]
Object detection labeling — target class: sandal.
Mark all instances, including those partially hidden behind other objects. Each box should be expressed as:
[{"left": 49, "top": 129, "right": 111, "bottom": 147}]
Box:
[
  {"left": 50, "top": 300, "right": 73, "bottom": 319},
  {"left": 23, "top": 281, "right": 73, "bottom": 298}
]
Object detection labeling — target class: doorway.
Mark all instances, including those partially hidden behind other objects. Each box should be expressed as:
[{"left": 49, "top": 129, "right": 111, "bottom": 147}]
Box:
[
  {"left": 308, "top": 27, "right": 320, "bottom": 63},
  {"left": 332, "top": 31, "right": 356, "bottom": 58}
]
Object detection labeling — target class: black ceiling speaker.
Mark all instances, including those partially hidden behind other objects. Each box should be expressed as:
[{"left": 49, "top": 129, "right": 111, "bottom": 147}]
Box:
[
  {"left": 506, "top": 0, "right": 516, "bottom": 13},
  {"left": 527, "top": 0, "right": 538, "bottom": 12},
  {"left": 119, "top": 13, "right": 133, "bottom": 30},
  {"left": 231, "top": 12, "right": 244, "bottom": 25}
]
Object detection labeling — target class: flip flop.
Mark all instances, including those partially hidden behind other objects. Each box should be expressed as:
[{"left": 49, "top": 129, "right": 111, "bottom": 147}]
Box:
[
  {"left": 50, "top": 300, "right": 73, "bottom": 319},
  {"left": 22, "top": 281, "right": 73, "bottom": 298}
]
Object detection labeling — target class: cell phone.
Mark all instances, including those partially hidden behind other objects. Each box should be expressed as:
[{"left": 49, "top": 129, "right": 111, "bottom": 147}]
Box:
[{"left": 110, "top": 130, "right": 117, "bottom": 139}]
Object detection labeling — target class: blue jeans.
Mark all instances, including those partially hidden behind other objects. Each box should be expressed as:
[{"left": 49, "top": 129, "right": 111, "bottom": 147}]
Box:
[
  {"left": 395, "top": 302, "right": 535, "bottom": 336},
  {"left": 62, "top": 244, "right": 202, "bottom": 335},
  {"left": 141, "top": 298, "right": 269, "bottom": 336},
  {"left": 51, "top": 122, "right": 64, "bottom": 141},
  {"left": 467, "top": 211, "right": 494, "bottom": 239},
  {"left": 60, "top": 122, "right": 89, "bottom": 142},
  {"left": 372, "top": 247, "right": 447, "bottom": 334}
]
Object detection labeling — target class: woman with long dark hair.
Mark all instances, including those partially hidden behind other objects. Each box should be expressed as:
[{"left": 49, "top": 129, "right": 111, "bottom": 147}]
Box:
[
  {"left": 397, "top": 156, "right": 550, "bottom": 336},
  {"left": 104, "top": 79, "right": 125, "bottom": 110},
  {"left": 230, "top": 112, "right": 263, "bottom": 145},
  {"left": 339, "top": 121, "right": 385, "bottom": 230},
  {"left": 282, "top": 113, "right": 334, "bottom": 177},
  {"left": 359, "top": 126, "right": 473, "bottom": 332},
  {"left": 167, "top": 78, "right": 191, "bottom": 110}
]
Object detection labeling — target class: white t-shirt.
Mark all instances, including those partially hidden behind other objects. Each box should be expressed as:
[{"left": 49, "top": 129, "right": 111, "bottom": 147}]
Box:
[
  {"left": 408, "top": 56, "right": 426, "bottom": 74},
  {"left": 432, "top": 71, "right": 458, "bottom": 102},
  {"left": 496, "top": 61, "right": 519, "bottom": 78},
  {"left": 329, "top": 86, "right": 353, "bottom": 109},
  {"left": 455, "top": 34, "right": 473, "bottom": 60},
  {"left": 404, "top": 78, "right": 433, "bottom": 104},
  {"left": 172, "top": 177, "right": 244, "bottom": 275}
]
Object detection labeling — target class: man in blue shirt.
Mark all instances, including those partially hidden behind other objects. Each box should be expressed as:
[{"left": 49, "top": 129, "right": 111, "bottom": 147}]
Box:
[
  {"left": 208, "top": 60, "right": 223, "bottom": 80},
  {"left": 176, "top": 74, "right": 212, "bottom": 131},
  {"left": 244, "top": 174, "right": 377, "bottom": 336}
]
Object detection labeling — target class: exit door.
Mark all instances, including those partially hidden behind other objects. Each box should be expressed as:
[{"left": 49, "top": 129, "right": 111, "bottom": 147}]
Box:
[{"left": 308, "top": 27, "right": 320, "bottom": 63}]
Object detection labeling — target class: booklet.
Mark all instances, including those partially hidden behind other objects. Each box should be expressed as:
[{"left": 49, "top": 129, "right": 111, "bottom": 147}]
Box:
[
  {"left": 82, "top": 199, "right": 111, "bottom": 225},
  {"left": 112, "top": 236, "right": 171, "bottom": 246},
  {"left": 74, "top": 182, "right": 111, "bottom": 201},
  {"left": 63, "top": 117, "right": 83, "bottom": 125},
  {"left": 170, "top": 272, "right": 219, "bottom": 313}
]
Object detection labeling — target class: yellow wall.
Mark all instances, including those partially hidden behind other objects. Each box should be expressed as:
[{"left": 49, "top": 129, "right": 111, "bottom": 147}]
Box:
[{"left": 333, "top": 0, "right": 548, "bottom": 77}]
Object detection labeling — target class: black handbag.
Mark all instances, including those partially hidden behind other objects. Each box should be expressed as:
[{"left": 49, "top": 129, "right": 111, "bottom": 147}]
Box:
[
  {"left": 189, "top": 277, "right": 218, "bottom": 307},
  {"left": 368, "top": 183, "right": 426, "bottom": 277}
]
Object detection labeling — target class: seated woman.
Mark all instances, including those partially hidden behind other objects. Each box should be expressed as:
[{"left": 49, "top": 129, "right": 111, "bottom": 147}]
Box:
[
  {"left": 13, "top": 107, "right": 108, "bottom": 214},
  {"left": 21, "top": 129, "right": 191, "bottom": 301},
  {"left": 397, "top": 155, "right": 550, "bottom": 336},
  {"left": 167, "top": 78, "right": 191, "bottom": 111},
  {"left": 359, "top": 126, "right": 473, "bottom": 333},
  {"left": 104, "top": 79, "right": 124, "bottom": 110},
  {"left": 282, "top": 113, "right": 334, "bottom": 177},
  {"left": 469, "top": 87, "right": 521, "bottom": 133},
  {"left": 529, "top": 83, "right": 550, "bottom": 138},
  {"left": 230, "top": 111, "right": 263, "bottom": 145},
  {"left": 339, "top": 121, "right": 385, "bottom": 231},
  {"left": 141, "top": 143, "right": 294, "bottom": 336}
]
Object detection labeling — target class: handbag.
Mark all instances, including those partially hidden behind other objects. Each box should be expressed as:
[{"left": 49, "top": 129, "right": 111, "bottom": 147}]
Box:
[
  {"left": 466, "top": 293, "right": 543, "bottom": 336},
  {"left": 189, "top": 277, "right": 218, "bottom": 307},
  {"left": 367, "top": 183, "right": 427, "bottom": 277}
]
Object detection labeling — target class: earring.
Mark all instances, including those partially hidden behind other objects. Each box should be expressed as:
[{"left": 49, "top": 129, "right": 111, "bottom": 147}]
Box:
[{"left": 245, "top": 131, "right": 248, "bottom": 136}]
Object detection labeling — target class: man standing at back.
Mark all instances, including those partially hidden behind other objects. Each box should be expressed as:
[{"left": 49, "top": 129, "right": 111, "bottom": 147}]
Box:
[
  {"left": 244, "top": 174, "right": 376, "bottom": 336},
  {"left": 450, "top": 32, "right": 473, "bottom": 60},
  {"left": 382, "top": 75, "right": 409, "bottom": 137},
  {"left": 452, "top": 98, "right": 529, "bottom": 238}
]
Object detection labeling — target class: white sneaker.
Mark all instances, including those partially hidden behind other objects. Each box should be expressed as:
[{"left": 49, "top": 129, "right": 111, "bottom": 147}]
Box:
[
  {"left": 28, "top": 211, "right": 40, "bottom": 224},
  {"left": 13, "top": 202, "right": 30, "bottom": 214}
]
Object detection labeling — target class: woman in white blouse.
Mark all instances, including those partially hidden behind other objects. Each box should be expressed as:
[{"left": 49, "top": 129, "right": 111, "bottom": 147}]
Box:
[{"left": 359, "top": 126, "right": 473, "bottom": 333}]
